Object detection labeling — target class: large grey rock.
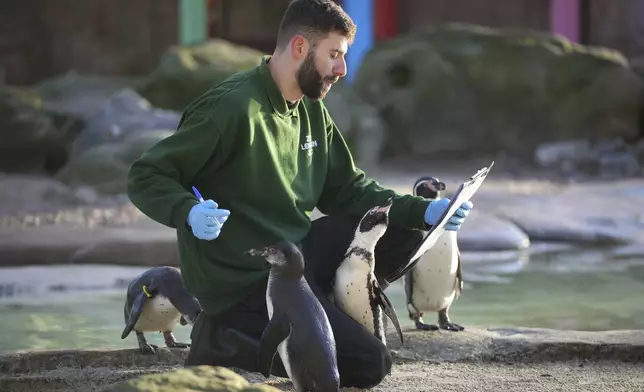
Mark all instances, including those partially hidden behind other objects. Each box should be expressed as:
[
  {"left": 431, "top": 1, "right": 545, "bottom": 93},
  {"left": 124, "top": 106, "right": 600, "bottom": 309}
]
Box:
[
  {"left": 28, "top": 71, "right": 145, "bottom": 121},
  {"left": 534, "top": 138, "right": 642, "bottom": 180},
  {"left": 55, "top": 129, "right": 175, "bottom": 194},
  {"left": 323, "top": 82, "right": 387, "bottom": 171},
  {"left": 137, "top": 39, "right": 264, "bottom": 111},
  {"left": 477, "top": 180, "right": 644, "bottom": 246},
  {"left": 69, "top": 88, "right": 180, "bottom": 158},
  {"left": 457, "top": 209, "right": 530, "bottom": 251},
  {"left": 352, "top": 23, "right": 644, "bottom": 161}
]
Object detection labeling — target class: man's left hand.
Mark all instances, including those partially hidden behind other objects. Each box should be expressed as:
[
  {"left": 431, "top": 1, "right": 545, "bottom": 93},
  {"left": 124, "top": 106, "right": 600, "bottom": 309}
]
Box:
[{"left": 424, "top": 198, "right": 474, "bottom": 231}]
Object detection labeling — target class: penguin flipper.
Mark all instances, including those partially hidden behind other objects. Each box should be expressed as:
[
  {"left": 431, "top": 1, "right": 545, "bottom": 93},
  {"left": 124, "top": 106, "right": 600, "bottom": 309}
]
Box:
[
  {"left": 258, "top": 311, "right": 291, "bottom": 378},
  {"left": 121, "top": 291, "right": 151, "bottom": 339},
  {"left": 375, "top": 284, "right": 404, "bottom": 346},
  {"left": 403, "top": 270, "right": 417, "bottom": 314}
]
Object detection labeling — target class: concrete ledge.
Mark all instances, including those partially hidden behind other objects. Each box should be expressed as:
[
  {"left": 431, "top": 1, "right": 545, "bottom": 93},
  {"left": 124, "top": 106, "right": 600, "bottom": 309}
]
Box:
[
  {"left": 0, "top": 225, "right": 179, "bottom": 267},
  {"left": 389, "top": 327, "right": 644, "bottom": 364},
  {"left": 1, "top": 327, "right": 643, "bottom": 391}
]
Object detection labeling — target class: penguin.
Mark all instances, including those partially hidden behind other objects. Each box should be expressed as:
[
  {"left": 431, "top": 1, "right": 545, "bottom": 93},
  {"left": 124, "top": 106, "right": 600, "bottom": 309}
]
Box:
[
  {"left": 332, "top": 196, "right": 404, "bottom": 347},
  {"left": 403, "top": 176, "right": 464, "bottom": 332},
  {"left": 246, "top": 240, "right": 340, "bottom": 392},
  {"left": 120, "top": 266, "right": 202, "bottom": 354}
]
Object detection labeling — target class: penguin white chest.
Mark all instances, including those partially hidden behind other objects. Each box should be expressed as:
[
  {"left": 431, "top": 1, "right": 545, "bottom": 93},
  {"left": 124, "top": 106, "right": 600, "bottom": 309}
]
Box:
[
  {"left": 265, "top": 287, "right": 294, "bottom": 380},
  {"left": 333, "top": 258, "right": 379, "bottom": 334},
  {"left": 134, "top": 295, "right": 182, "bottom": 332},
  {"left": 410, "top": 231, "right": 460, "bottom": 312}
]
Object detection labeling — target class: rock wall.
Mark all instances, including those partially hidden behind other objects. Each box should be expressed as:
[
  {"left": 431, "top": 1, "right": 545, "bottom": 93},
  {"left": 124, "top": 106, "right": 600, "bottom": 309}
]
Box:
[{"left": 353, "top": 23, "right": 644, "bottom": 162}]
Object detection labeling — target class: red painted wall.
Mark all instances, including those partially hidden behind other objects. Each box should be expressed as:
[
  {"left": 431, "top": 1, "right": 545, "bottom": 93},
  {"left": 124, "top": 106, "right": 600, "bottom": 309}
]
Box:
[{"left": 375, "top": 0, "right": 399, "bottom": 40}]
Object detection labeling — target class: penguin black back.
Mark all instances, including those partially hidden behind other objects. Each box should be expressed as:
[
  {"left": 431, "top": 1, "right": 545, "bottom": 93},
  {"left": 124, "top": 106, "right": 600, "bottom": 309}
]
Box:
[
  {"left": 246, "top": 241, "right": 340, "bottom": 392},
  {"left": 124, "top": 266, "right": 202, "bottom": 324},
  {"left": 121, "top": 266, "right": 202, "bottom": 354}
]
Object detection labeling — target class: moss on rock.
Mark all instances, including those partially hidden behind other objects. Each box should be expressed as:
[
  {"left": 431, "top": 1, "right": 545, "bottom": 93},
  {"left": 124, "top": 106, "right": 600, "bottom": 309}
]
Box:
[
  {"left": 101, "top": 365, "right": 280, "bottom": 392},
  {"left": 137, "top": 39, "right": 265, "bottom": 111}
]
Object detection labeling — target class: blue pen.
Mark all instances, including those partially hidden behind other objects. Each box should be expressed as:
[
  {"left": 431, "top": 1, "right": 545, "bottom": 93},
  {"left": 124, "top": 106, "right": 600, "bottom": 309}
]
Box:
[
  {"left": 192, "top": 186, "right": 222, "bottom": 224},
  {"left": 192, "top": 186, "right": 204, "bottom": 202}
]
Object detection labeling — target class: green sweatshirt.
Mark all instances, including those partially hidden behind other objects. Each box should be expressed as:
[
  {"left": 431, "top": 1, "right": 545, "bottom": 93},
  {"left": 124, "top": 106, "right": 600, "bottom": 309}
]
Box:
[{"left": 126, "top": 56, "right": 430, "bottom": 315}]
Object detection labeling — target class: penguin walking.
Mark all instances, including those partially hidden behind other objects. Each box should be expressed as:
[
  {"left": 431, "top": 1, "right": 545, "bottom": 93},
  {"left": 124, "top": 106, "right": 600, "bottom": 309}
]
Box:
[
  {"left": 332, "top": 196, "right": 404, "bottom": 347},
  {"left": 246, "top": 240, "right": 340, "bottom": 392},
  {"left": 404, "top": 176, "right": 464, "bottom": 331},
  {"left": 121, "top": 266, "right": 202, "bottom": 354}
]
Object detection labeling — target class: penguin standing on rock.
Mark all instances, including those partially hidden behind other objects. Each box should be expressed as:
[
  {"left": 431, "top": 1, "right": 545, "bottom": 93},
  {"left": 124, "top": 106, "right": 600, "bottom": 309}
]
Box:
[
  {"left": 332, "top": 196, "right": 404, "bottom": 346},
  {"left": 121, "top": 266, "right": 202, "bottom": 354},
  {"left": 404, "top": 176, "right": 465, "bottom": 332},
  {"left": 246, "top": 240, "right": 340, "bottom": 392}
]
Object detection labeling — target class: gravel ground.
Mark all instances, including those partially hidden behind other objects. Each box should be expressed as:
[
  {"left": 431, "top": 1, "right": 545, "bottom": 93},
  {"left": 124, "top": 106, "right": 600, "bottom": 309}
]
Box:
[{"left": 250, "top": 361, "right": 644, "bottom": 392}]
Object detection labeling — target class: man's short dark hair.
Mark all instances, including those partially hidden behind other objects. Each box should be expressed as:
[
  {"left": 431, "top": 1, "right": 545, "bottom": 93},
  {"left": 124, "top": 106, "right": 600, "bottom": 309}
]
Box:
[{"left": 276, "top": 0, "right": 356, "bottom": 49}]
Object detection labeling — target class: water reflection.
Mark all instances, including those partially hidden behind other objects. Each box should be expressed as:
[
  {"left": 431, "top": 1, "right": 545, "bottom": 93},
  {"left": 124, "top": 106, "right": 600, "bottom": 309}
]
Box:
[{"left": 0, "top": 248, "right": 643, "bottom": 352}]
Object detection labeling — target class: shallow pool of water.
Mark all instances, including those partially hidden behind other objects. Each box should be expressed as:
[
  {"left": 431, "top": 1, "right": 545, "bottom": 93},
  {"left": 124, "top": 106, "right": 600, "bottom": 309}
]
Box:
[{"left": 1, "top": 250, "right": 643, "bottom": 353}]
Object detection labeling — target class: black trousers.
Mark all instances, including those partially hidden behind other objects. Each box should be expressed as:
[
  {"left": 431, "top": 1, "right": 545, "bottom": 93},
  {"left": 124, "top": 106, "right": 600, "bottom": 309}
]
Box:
[{"left": 184, "top": 214, "right": 423, "bottom": 389}]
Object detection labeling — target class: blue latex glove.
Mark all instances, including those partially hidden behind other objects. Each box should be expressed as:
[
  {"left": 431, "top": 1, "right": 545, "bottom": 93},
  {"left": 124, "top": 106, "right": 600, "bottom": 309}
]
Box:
[
  {"left": 187, "top": 200, "right": 231, "bottom": 240},
  {"left": 424, "top": 198, "right": 473, "bottom": 231}
]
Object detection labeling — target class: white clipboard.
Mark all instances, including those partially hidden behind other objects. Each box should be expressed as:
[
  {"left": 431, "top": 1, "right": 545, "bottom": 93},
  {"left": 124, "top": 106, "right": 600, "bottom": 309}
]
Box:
[{"left": 400, "top": 161, "right": 495, "bottom": 276}]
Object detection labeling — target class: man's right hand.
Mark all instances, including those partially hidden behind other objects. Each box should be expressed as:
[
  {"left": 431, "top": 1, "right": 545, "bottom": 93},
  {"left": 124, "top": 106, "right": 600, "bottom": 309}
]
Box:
[{"left": 187, "top": 200, "right": 231, "bottom": 240}]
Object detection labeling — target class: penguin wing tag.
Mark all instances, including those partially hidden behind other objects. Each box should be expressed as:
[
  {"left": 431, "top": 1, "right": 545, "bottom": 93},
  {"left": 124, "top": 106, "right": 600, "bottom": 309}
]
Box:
[
  {"left": 121, "top": 291, "right": 151, "bottom": 339},
  {"left": 375, "top": 285, "right": 404, "bottom": 346},
  {"left": 258, "top": 311, "right": 291, "bottom": 378}
]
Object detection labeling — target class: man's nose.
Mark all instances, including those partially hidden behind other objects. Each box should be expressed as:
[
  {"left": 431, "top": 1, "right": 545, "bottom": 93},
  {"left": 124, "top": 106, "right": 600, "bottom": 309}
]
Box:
[{"left": 333, "top": 59, "right": 347, "bottom": 78}]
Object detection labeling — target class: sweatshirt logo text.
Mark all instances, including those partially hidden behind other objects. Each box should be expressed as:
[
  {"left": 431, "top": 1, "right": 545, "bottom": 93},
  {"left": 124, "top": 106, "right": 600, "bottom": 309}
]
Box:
[{"left": 300, "top": 135, "right": 318, "bottom": 156}]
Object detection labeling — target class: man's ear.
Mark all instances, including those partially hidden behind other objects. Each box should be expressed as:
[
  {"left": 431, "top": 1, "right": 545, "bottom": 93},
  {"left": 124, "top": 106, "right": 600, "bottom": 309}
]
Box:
[{"left": 290, "top": 35, "right": 309, "bottom": 60}]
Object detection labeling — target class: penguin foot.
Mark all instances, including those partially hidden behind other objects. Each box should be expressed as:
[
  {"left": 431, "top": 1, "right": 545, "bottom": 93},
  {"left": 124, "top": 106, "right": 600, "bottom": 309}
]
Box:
[
  {"left": 136, "top": 332, "right": 158, "bottom": 354},
  {"left": 139, "top": 343, "right": 159, "bottom": 355},
  {"left": 439, "top": 321, "right": 464, "bottom": 331},
  {"left": 163, "top": 331, "right": 190, "bottom": 348},
  {"left": 167, "top": 341, "right": 191, "bottom": 349},
  {"left": 437, "top": 309, "right": 464, "bottom": 331},
  {"left": 414, "top": 319, "right": 439, "bottom": 331}
]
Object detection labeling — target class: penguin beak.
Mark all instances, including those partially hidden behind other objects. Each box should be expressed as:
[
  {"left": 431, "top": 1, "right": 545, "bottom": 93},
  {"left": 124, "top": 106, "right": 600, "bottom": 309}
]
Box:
[
  {"left": 246, "top": 248, "right": 267, "bottom": 258},
  {"left": 436, "top": 181, "right": 446, "bottom": 191}
]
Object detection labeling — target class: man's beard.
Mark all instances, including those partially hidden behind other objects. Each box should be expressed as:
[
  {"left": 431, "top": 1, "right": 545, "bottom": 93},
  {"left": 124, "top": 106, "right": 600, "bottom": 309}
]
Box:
[{"left": 295, "top": 50, "right": 336, "bottom": 100}]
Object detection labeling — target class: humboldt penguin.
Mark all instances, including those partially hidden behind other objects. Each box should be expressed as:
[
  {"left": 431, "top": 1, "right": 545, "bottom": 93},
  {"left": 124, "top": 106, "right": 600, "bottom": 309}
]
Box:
[
  {"left": 404, "top": 176, "right": 464, "bottom": 331},
  {"left": 332, "top": 196, "right": 404, "bottom": 346},
  {"left": 246, "top": 241, "right": 340, "bottom": 392},
  {"left": 121, "top": 266, "right": 202, "bottom": 354}
]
